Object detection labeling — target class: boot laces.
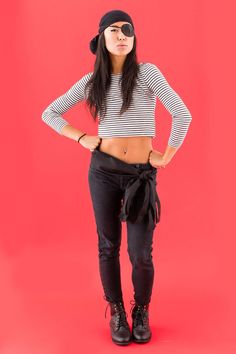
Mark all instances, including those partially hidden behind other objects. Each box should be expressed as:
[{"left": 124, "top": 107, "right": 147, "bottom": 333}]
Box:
[
  {"left": 103, "top": 295, "right": 129, "bottom": 329},
  {"left": 129, "top": 299, "right": 149, "bottom": 328}
]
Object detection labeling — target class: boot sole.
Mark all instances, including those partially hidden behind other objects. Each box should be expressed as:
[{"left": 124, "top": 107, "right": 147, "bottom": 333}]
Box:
[
  {"left": 112, "top": 338, "right": 132, "bottom": 346},
  {"left": 132, "top": 334, "right": 152, "bottom": 343}
]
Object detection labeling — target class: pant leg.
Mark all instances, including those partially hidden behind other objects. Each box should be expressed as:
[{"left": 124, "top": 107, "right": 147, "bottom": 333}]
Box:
[
  {"left": 88, "top": 166, "right": 124, "bottom": 303},
  {"left": 126, "top": 203, "right": 156, "bottom": 306}
]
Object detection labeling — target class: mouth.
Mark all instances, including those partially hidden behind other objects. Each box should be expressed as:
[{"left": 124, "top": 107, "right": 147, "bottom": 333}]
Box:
[{"left": 117, "top": 45, "right": 128, "bottom": 47}]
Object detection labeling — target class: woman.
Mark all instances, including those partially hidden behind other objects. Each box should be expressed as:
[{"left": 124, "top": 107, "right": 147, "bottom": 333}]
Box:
[{"left": 42, "top": 9, "right": 192, "bottom": 346}]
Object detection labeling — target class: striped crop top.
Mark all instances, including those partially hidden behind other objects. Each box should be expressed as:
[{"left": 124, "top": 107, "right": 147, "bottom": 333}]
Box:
[{"left": 41, "top": 62, "right": 192, "bottom": 148}]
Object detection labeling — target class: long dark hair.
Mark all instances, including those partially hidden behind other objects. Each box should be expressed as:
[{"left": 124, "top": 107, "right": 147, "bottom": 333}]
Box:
[{"left": 84, "top": 31, "right": 140, "bottom": 122}]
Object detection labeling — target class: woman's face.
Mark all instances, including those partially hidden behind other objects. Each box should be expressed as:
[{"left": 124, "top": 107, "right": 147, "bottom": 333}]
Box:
[{"left": 104, "top": 21, "right": 134, "bottom": 57}]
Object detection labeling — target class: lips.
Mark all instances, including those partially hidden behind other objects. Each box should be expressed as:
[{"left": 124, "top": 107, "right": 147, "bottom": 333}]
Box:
[{"left": 117, "top": 45, "right": 127, "bottom": 47}]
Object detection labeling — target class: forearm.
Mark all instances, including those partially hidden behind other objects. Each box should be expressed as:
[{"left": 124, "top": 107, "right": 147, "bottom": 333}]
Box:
[
  {"left": 162, "top": 144, "right": 179, "bottom": 163},
  {"left": 61, "top": 124, "right": 86, "bottom": 142}
]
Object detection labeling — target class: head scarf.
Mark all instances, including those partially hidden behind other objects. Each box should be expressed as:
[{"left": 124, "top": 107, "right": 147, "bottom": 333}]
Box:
[{"left": 89, "top": 9, "right": 135, "bottom": 55}]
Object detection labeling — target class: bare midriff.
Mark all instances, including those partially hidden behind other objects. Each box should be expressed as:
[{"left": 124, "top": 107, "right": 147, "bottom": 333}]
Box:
[{"left": 98, "top": 136, "right": 153, "bottom": 164}]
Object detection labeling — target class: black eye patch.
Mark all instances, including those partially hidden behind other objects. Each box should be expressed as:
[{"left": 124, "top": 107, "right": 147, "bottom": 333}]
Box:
[{"left": 121, "top": 23, "right": 134, "bottom": 37}]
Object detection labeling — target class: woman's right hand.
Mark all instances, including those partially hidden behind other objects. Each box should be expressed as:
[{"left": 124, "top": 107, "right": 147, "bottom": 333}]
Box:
[{"left": 79, "top": 134, "right": 102, "bottom": 151}]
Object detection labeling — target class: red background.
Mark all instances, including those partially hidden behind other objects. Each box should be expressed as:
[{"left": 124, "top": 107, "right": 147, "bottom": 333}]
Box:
[{"left": 1, "top": 0, "right": 236, "bottom": 352}]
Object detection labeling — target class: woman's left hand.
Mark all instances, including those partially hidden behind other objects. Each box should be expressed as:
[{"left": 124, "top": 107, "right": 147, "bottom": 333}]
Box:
[{"left": 149, "top": 150, "right": 169, "bottom": 169}]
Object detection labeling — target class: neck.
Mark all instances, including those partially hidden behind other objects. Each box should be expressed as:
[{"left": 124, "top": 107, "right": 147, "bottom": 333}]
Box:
[{"left": 110, "top": 55, "right": 126, "bottom": 74}]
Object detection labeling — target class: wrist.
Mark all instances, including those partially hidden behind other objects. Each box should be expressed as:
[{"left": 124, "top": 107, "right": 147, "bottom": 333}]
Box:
[
  {"left": 77, "top": 133, "right": 86, "bottom": 143},
  {"left": 162, "top": 145, "right": 178, "bottom": 163},
  {"left": 162, "top": 155, "right": 171, "bottom": 164}
]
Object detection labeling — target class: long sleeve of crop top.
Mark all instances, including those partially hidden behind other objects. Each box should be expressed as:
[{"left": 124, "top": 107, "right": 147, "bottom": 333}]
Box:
[
  {"left": 41, "top": 72, "right": 92, "bottom": 134},
  {"left": 143, "top": 63, "right": 192, "bottom": 148}
]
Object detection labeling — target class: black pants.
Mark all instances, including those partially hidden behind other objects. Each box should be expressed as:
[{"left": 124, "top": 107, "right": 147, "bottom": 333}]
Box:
[{"left": 88, "top": 146, "right": 161, "bottom": 305}]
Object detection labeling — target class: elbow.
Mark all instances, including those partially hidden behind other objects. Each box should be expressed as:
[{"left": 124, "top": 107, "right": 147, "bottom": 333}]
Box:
[
  {"left": 186, "top": 107, "right": 192, "bottom": 121},
  {"left": 172, "top": 112, "right": 192, "bottom": 122},
  {"left": 182, "top": 110, "right": 192, "bottom": 124},
  {"left": 41, "top": 108, "right": 69, "bottom": 135},
  {"left": 41, "top": 109, "right": 47, "bottom": 123},
  {"left": 180, "top": 103, "right": 192, "bottom": 122},
  {"left": 41, "top": 108, "right": 51, "bottom": 125}
]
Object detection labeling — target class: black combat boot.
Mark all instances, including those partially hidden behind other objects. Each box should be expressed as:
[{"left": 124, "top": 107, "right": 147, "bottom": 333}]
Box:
[
  {"left": 130, "top": 299, "right": 152, "bottom": 343},
  {"left": 104, "top": 298, "right": 132, "bottom": 346}
]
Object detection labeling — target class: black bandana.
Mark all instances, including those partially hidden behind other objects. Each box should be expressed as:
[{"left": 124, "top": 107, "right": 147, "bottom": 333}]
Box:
[{"left": 89, "top": 9, "right": 135, "bottom": 55}]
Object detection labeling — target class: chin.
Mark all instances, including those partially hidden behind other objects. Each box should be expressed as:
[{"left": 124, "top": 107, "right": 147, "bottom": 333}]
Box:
[{"left": 116, "top": 49, "right": 130, "bottom": 55}]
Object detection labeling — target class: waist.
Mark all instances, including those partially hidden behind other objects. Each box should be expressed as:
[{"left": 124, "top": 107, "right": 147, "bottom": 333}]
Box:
[{"left": 98, "top": 136, "right": 153, "bottom": 164}]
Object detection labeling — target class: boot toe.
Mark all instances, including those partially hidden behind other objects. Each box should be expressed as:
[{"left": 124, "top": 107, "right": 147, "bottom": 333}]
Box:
[
  {"left": 132, "top": 325, "right": 151, "bottom": 342},
  {"left": 111, "top": 325, "right": 132, "bottom": 345}
]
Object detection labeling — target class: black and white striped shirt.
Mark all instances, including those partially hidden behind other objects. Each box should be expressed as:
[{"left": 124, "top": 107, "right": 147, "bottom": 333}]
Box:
[{"left": 42, "top": 62, "right": 192, "bottom": 148}]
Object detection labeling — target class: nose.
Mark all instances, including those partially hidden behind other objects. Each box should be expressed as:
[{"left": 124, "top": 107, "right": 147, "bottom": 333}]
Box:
[{"left": 117, "top": 29, "right": 126, "bottom": 40}]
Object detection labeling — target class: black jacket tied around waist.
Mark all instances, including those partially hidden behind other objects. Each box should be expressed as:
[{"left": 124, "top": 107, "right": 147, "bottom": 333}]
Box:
[
  {"left": 90, "top": 148, "right": 161, "bottom": 231},
  {"left": 118, "top": 168, "right": 161, "bottom": 231}
]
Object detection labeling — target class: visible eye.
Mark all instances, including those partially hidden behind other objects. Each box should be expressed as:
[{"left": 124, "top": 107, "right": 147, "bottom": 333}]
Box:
[{"left": 111, "top": 29, "right": 117, "bottom": 32}]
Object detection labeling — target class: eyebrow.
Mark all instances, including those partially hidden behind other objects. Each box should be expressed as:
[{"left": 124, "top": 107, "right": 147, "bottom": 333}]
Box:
[{"left": 109, "top": 24, "right": 132, "bottom": 29}]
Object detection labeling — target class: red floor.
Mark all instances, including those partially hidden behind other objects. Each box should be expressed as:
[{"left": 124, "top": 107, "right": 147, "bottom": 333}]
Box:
[{"left": 1, "top": 215, "right": 235, "bottom": 353}]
